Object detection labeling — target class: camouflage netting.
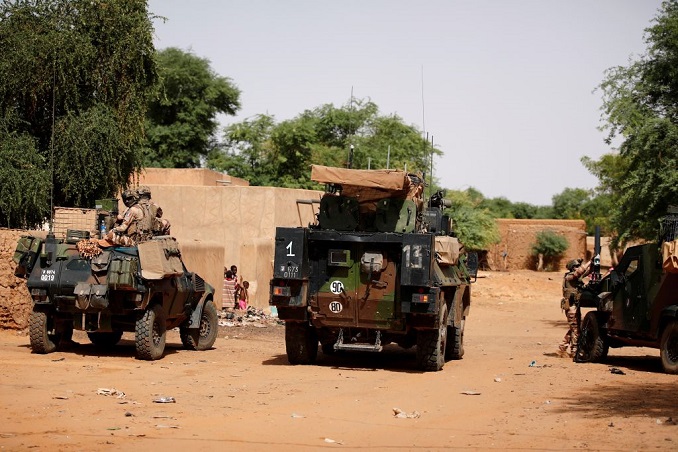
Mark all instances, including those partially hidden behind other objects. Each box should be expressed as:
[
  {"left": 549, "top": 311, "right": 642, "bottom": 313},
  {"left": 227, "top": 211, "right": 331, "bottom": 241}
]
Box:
[{"left": 0, "top": 229, "right": 35, "bottom": 330}]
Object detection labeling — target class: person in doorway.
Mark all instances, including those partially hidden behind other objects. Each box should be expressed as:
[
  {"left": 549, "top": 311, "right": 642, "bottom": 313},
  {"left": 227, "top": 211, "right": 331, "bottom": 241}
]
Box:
[{"left": 558, "top": 258, "right": 591, "bottom": 358}]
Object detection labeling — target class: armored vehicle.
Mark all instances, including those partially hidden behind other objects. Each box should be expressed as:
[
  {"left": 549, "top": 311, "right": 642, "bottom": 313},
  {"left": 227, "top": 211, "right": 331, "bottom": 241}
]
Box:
[
  {"left": 576, "top": 213, "right": 678, "bottom": 373},
  {"left": 270, "top": 165, "right": 476, "bottom": 371},
  {"left": 14, "top": 232, "right": 217, "bottom": 360}
]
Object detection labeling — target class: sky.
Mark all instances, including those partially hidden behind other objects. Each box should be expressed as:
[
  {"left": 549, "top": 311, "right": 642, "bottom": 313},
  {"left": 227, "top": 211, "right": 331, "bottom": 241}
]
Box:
[{"left": 148, "top": 0, "right": 664, "bottom": 205}]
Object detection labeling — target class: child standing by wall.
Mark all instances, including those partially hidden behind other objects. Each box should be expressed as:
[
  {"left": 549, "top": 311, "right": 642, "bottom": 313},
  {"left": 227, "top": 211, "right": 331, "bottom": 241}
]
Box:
[{"left": 238, "top": 281, "right": 249, "bottom": 311}]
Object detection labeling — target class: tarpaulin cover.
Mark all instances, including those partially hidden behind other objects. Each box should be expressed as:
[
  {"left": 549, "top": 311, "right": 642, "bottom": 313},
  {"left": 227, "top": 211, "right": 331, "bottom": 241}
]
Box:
[
  {"left": 662, "top": 239, "right": 678, "bottom": 273},
  {"left": 138, "top": 237, "right": 184, "bottom": 280},
  {"left": 435, "top": 236, "right": 460, "bottom": 266},
  {"left": 311, "top": 165, "right": 408, "bottom": 190}
]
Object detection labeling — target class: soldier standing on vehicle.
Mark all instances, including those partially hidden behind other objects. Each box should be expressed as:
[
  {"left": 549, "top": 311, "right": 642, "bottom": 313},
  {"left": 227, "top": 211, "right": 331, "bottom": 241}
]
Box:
[
  {"left": 558, "top": 258, "right": 591, "bottom": 357},
  {"left": 137, "top": 185, "right": 171, "bottom": 236}
]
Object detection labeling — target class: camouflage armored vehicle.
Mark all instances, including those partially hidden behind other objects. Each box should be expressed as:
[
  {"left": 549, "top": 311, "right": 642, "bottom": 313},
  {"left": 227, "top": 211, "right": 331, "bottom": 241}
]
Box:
[
  {"left": 14, "top": 231, "right": 217, "bottom": 360},
  {"left": 575, "top": 212, "right": 678, "bottom": 373},
  {"left": 270, "top": 165, "right": 476, "bottom": 371}
]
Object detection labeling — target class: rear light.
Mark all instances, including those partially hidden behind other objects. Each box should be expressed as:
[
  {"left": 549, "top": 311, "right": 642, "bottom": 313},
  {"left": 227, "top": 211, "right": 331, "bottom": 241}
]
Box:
[
  {"left": 31, "top": 288, "right": 47, "bottom": 302},
  {"left": 273, "top": 286, "right": 291, "bottom": 297},
  {"left": 411, "top": 293, "right": 429, "bottom": 303}
]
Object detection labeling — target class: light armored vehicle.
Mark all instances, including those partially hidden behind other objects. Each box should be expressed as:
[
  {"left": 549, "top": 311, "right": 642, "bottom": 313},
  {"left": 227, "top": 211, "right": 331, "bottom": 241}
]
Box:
[
  {"left": 270, "top": 165, "right": 476, "bottom": 371},
  {"left": 14, "top": 231, "right": 217, "bottom": 360},
  {"left": 576, "top": 212, "right": 678, "bottom": 373}
]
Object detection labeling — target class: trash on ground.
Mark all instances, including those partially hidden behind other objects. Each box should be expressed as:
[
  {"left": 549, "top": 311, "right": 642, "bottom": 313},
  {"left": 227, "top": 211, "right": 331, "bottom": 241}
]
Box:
[
  {"left": 609, "top": 367, "right": 626, "bottom": 375},
  {"left": 460, "top": 390, "right": 481, "bottom": 395},
  {"left": 97, "top": 388, "right": 126, "bottom": 399},
  {"left": 393, "top": 407, "right": 421, "bottom": 419},
  {"left": 153, "top": 396, "right": 176, "bottom": 403}
]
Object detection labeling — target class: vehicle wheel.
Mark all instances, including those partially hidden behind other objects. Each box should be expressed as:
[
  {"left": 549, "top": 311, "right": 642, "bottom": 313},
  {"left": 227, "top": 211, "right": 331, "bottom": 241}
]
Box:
[
  {"left": 417, "top": 303, "right": 448, "bottom": 371},
  {"left": 180, "top": 300, "right": 218, "bottom": 351},
  {"left": 285, "top": 321, "right": 318, "bottom": 365},
  {"left": 135, "top": 304, "right": 167, "bottom": 360},
  {"left": 87, "top": 331, "right": 123, "bottom": 348},
  {"left": 660, "top": 321, "right": 678, "bottom": 374},
  {"left": 29, "top": 309, "right": 60, "bottom": 354},
  {"left": 576, "top": 311, "right": 606, "bottom": 363},
  {"left": 446, "top": 317, "right": 465, "bottom": 360}
]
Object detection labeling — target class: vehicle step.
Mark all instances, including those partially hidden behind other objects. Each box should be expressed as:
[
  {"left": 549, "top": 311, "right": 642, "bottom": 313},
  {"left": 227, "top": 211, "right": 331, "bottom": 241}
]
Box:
[{"left": 334, "top": 329, "right": 383, "bottom": 352}]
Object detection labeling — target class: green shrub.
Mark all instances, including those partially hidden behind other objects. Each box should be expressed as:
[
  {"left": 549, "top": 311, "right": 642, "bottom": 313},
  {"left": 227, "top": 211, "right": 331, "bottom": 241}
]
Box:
[{"left": 531, "top": 230, "right": 569, "bottom": 271}]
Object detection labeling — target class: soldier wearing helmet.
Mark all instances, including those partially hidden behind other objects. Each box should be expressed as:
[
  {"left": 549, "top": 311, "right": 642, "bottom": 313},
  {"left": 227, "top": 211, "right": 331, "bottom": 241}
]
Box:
[
  {"left": 558, "top": 258, "right": 591, "bottom": 358},
  {"left": 137, "top": 185, "right": 171, "bottom": 236},
  {"left": 103, "top": 189, "right": 145, "bottom": 246}
]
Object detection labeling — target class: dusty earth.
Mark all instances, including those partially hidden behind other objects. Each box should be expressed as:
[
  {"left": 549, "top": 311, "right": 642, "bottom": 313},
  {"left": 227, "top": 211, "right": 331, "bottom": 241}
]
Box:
[{"left": 1, "top": 270, "right": 677, "bottom": 451}]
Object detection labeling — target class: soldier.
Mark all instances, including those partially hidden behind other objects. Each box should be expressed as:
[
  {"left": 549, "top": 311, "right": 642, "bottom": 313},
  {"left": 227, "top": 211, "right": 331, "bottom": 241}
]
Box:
[
  {"left": 104, "top": 189, "right": 145, "bottom": 246},
  {"left": 558, "top": 258, "right": 591, "bottom": 358},
  {"left": 137, "top": 185, "right": 171, "bottom": 236}
]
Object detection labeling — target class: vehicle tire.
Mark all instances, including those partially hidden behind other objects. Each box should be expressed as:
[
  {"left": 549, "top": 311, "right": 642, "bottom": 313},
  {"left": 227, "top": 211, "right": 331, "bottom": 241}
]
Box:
[
  {"left": 29, "top": 309, "right": 60, "bottom": 354},
  {"left": 285, "top": 321, "right": 318, "bottom": 365},
  {"left": 180, "top": 300, "right": 218, "bottom": 351},
  {"left": 446, "top": 317, "right": 465, "bottom": 360},
  {"left": 417, "top": 303, "right": 448, "bottom": 371},
  {"left": 576, "top": 311, "right": 606, "bottom": 363},
  {"left": 87, "top": 331, "right": 123, "bottom": 348},
  {"left": 135, "top": 304, "right": 167, "bottom": 360},
  {"left": 660, "top": 321, "right": 678, "bottom": 374}
]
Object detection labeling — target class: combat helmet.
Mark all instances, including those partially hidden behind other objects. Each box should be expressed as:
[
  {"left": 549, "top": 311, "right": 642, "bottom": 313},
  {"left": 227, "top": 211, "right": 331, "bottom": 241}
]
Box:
[
  {"left": 566, "top": 259, "right": 581, "bottom": 271},
  {"left": 121, "top": 189, "right": 139, "bottom": 207},
  {"left": 137, "top": 185, "right": 151, "bottom": 199}
]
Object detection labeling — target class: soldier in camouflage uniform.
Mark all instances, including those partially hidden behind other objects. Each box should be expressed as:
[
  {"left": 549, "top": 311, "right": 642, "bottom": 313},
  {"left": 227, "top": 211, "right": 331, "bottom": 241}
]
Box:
[
  {"left": 104, "top": 189, "right": 146, "bottom": 246},
  {"left": 558, "top": 258, "right": 591, "bottom": 357},
  {"left": 137, "top": 186, "right": 171, "bottom": 236}
]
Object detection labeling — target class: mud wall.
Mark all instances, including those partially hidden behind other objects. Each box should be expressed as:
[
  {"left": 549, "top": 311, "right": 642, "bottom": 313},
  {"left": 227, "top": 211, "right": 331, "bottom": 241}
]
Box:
[
  {"left": 0, "top": 229, "right": 35, "bottom": 330},
  {"left": 490, "top": 219, "right": 587, "bottom": 271}
]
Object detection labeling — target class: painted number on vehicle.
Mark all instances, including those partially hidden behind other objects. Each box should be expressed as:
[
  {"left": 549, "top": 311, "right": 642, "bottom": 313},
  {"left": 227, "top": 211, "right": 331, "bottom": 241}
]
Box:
[
  {"left": 286, "top": 241, "right": 295, "bottom": 257},
  {"left": 40, "top": 269, "right": 56, "bottom": 281},
  {"left": 402, "top": 244, "right": 423, "bottom": 269},
  {"left": 330, "top": 280, "right": 344, "bottom": 294},
  {"left": 329, "top": 301, "right": 343, "bottom": 313}
]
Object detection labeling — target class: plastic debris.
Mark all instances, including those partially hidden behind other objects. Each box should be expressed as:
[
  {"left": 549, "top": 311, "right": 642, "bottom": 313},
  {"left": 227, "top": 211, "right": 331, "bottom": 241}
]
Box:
[
  {"left": 153, "top": 396, "right": 176, "bottom": 403},
  {"left": 529, "top": 360, "right": 537, "bottom": 367},
  {"left": 97, "top": 388, "right": 126, "bottom": 399},
  {"left": 494, "top": 377, "right": 502, "bottom": 382},
  {"left": 609, "top": 367, "right": 626, "bottom": 375},
  {"left": 460, "top": 390, "right": 481, "bottom": 395},
  {"left": 291, "top": 413, "right": 305, "bottom": 418},
  {"left": 393, "top": 407, "right": 421, "bottom": 419}
]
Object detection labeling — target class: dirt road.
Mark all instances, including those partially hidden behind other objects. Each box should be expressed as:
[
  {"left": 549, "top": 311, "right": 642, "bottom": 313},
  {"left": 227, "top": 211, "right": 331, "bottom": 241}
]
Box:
[{"left": 1, "top": 270, "right": 676, "bottom": 451}]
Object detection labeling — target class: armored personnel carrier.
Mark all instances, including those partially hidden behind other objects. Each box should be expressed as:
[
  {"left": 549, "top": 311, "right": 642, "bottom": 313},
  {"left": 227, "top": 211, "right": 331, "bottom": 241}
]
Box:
[
  {"left": 14, "top": 232, "right": 217, "bottom": 360},
  {"left": 270, "top": 165, "right": 476, "bottom": 371},
  {"left": 575, "top": 212, "right": 678, "bottom": 373}
]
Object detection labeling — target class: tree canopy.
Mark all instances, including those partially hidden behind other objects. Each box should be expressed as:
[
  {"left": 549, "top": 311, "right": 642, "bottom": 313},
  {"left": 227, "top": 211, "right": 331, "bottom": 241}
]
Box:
[
  {"left": 0, "top": 0, "right": 157, "bottom": 228},
  {"left": 208, "top": 99, "right": 439, "bottom": 189},
  {"left": 588, "top": 0, "right": 678, "bottom": 245},
  {"left": 144, "top": 47, "right": 241, "bottom": 168}
]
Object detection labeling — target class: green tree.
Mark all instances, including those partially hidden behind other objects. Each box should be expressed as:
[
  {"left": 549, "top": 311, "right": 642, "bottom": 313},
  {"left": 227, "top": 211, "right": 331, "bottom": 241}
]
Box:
[
  {"left": 144, "top": 47, "right": 241, "bottom": 168},
  {"left": 589, "top": 0, "right": 678, "bottom": 245},
  {"left": 0, "top": 0, "right": 157, "bottom": 227},
  {"left": 209, "top": 99, "right": 438, "bottom": 188},
  {"left": 445, "top": 189, "right": 501, "bottom": 250},
  {"left": 531, "top": 229, "right": 569, "bottom": 271},
  {"left": 551, "top": 188, "right": 590, "bottom": 219}
]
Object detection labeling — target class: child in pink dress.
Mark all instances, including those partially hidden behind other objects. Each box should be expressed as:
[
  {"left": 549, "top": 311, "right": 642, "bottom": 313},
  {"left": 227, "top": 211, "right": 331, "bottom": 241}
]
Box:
[{"left": 238, "top": 281, "right": 249, "bottom": 310}]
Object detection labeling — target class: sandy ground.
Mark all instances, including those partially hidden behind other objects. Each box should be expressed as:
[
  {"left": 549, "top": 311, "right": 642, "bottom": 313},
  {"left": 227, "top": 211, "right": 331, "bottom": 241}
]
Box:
[{"left": 1, "top": 270, "right": 677, "bottom": 451}]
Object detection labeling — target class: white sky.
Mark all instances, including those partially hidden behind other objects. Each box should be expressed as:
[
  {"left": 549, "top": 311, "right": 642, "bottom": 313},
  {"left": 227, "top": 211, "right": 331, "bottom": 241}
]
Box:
[{"left": 148, "top": 0, "right": 663, "bottom": 205}]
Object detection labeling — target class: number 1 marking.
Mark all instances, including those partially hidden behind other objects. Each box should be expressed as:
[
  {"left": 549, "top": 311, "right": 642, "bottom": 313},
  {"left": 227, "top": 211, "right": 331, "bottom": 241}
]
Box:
[{"left": 286, "top": 241, "right": 295, "bottom": 257}]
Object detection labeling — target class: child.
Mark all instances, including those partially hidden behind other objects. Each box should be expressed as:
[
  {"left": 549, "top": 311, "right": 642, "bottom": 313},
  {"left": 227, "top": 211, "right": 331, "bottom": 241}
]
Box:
[
  {"left": 238, "top": 281, "right": 249, "bottom": 311},
  {"left": 222, "top": 270, "right": 237, "bottom": 312}
]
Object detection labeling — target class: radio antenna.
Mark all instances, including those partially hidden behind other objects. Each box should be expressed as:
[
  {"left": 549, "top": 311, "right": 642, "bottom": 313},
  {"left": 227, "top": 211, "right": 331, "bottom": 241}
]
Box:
[{"left": 48, "top": 56, "right": 57, "bottom": 234}]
